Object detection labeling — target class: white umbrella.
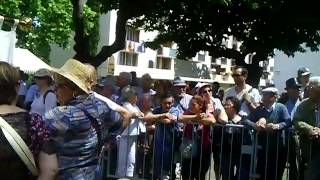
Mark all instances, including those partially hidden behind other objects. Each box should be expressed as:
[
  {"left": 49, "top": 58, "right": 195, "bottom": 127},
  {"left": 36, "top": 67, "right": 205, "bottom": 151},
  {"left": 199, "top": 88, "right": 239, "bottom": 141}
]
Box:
[{"left": 12, "top": 48, "right": 51, "bottom": 72}]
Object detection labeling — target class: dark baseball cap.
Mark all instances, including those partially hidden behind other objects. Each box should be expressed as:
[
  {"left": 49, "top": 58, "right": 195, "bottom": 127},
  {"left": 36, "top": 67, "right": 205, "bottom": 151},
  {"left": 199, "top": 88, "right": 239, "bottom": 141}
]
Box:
[
  {"left": 298, "top": 67, "right": 311, "bottom": 76},
  {"left": 285, "top": 78, "right": 301, "bottom": 90}
]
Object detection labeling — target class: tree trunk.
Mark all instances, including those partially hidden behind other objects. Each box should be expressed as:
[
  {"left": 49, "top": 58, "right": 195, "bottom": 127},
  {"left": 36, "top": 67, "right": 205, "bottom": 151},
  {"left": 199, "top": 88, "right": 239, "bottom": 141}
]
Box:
[
  {"left": 72, "top": 0, "right": 158, "bottom": 67},
  {"left": 72, "top": 0, "right": 91, "bottom": 62},
  {"left": 231, "top": 51, "right": 263, "bottom": 88},
  {"left": 245, "top": 62, "right": 262, "bottom": 88}
]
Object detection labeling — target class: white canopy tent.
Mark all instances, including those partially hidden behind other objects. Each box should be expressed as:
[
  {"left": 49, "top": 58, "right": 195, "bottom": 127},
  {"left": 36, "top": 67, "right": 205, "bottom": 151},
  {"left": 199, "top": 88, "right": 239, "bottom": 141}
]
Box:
[{"left": 12, "top": 48, "right": 51, "bottom": 73}]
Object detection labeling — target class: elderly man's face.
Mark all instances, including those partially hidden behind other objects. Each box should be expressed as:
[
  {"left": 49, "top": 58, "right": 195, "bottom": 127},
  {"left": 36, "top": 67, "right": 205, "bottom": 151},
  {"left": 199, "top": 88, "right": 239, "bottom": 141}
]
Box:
[
  {"left": 299, "top": 74, "right": 310, "bottom": 86},
  {"left": 262, "top": 93, "right": 276, "bottom": 106},
  {"left": 287, "top": 87, "right": 301, "bottom": 99},
  {"left": 173, "top": 85, "right": 187, "bottom": 98},
  {"left": 308, "top": 84, "right": 320, "bottom": 101}
]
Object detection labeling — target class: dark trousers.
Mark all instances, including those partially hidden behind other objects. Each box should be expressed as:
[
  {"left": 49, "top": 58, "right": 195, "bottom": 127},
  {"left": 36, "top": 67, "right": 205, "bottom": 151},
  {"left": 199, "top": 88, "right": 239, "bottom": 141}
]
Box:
[
  {"left": 287, "top": 134, "right": 300, "bottom": 180},
  {"left": 304, "top": 151, "right": 320, "bottom": 180},
  {"left": 136, "top": 133, "right": 154, "bottom": 179},
  {"left": 181, "top": 149, "right": 211, "bottom": 180},
  {"left": 256, "top": 140, "right": 287, "bottom": 180},
  {"left": 103, "top": 140, "right": 118, "bottom": 179}
]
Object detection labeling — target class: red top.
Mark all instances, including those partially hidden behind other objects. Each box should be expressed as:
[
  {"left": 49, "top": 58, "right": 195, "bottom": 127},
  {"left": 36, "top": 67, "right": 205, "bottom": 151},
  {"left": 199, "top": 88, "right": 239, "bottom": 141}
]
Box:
[{"left": 183, "top": 110, "right": 212, "bottom": 150}]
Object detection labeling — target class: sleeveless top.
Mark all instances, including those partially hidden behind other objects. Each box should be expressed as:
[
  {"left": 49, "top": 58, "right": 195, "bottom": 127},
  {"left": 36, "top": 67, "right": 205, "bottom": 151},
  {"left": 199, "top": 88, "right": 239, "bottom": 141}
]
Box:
[{"left": 0, "top": 112, "right": 49, "bottom": 180}]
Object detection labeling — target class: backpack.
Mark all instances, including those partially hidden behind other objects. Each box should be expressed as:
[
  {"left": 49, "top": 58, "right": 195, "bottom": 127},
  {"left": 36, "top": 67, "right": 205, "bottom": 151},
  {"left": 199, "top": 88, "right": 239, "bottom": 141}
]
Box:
[
  {"left": 43, "top": 90, "right": 54, "bottom": 104},
  {"left": 24, "top": 90, "right": 55, "bottom": 111}
]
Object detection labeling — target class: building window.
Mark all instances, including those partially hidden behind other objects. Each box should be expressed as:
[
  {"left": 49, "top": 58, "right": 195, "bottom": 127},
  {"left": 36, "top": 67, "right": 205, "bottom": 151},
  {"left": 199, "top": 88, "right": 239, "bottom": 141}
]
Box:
[
  {"left": 157, "top": 48, "right": 163, "bottom": 55},
  {"left": 262, "top": 73, "right": 269, "bottom": 79},
  {"left": 221, "top": 57, "right": 228, "bottom": 65},
  {"left": 156, "top": 57, "right": 171, "bottom": 70},
  {"left": 126, "top": 28, "right": 140, "bottom": 42},
  {"left": 212, "top": 65, "right": 226, "bottom": 75},
  {"left": 198, "top": 54, "right": 205, "bottom": 62},
  {"left": 269, "top": 66, "right": 274, "bottom": 72},
  {"left": 148, "top": 60, "right": 154, "bottom": 68},
  {"left": 119, "top": 52, "right": 138, "bottom": 66},
  {"left": 231, "top": 59, "right": 236, "bottom": 66}
]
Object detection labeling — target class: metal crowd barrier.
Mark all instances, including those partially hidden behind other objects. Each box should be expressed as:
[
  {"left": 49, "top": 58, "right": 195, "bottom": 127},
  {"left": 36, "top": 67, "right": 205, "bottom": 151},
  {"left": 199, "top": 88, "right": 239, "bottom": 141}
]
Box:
[{"left": 100, "top": 122, "right": 308, "bottom": 180}]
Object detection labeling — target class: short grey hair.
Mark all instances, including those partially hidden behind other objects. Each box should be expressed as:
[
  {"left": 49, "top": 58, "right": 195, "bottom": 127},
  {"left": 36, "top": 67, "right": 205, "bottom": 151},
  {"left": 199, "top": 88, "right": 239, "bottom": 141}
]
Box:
[
  {"left": 309, "top": 76, "right": 320, "bottom": 88},
  {"left": 121, "top": 85, "right": 137, "bottom": 101}
]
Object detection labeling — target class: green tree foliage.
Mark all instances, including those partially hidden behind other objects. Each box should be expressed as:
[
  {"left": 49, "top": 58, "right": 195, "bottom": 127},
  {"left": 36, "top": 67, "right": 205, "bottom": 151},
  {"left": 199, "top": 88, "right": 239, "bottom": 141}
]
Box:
[
  {"left": 2, "top": 0, "right": 319, "bottom": 86},
  {"left": 0, "top": 0, "right": 99, "bottom": 62},
  {"left": 128, "top": 0, "right": 320, "bottom": 85}
]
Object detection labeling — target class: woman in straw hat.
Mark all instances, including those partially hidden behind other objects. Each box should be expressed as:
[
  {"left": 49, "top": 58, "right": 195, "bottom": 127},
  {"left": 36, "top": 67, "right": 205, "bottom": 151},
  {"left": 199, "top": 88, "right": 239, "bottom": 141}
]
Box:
[
  {"left": 40, "top": 59, "right": 116, "bottom": 179},
  {"left": 0, "top": 62, "right": 57, "bottom": 180}
]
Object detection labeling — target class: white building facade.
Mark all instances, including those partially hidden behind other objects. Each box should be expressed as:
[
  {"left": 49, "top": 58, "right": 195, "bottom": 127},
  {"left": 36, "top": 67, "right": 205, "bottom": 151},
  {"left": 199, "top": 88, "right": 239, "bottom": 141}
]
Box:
[{"left": 49, "top": 10, "right": 274, "bottom": 86}]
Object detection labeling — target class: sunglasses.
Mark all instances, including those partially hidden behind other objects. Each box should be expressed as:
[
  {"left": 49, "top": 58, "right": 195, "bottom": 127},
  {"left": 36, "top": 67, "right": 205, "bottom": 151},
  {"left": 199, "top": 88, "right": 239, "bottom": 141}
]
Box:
[
  {"left": 203, "top": 89, "right": 212, "bottom": 93},
  {"left": 232, "top": 74, "right": 241, "bottom": 78}
]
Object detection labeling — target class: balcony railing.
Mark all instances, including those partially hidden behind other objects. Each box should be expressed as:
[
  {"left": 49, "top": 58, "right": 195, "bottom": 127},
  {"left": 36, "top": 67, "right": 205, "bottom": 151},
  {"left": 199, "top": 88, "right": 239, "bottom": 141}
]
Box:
[
  {"left": 125, "top": 40, "right": 145, "bottom": 53},
  {"left": 157, "top": 47, "right": 177, "bottom": 58}
]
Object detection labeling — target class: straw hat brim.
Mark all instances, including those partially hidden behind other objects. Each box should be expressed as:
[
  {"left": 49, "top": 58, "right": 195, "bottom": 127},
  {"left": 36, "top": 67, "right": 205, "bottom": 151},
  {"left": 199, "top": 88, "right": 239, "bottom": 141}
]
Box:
[{"left": 50, "top": 67, "right": 90, "bottom": 94}]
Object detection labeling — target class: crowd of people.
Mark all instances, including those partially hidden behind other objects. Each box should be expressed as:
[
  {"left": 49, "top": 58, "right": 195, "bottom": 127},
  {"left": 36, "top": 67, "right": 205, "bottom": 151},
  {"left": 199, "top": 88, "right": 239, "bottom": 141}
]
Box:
[{"left": 0, "top": 58, "right": 320, "bottom": 180}]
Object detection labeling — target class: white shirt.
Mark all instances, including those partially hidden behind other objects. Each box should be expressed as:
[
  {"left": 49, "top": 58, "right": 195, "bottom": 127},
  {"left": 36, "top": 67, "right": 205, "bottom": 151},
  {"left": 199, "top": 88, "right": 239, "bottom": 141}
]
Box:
[
  {"left": 121, "top": 102, "right": 146, "bottom": 136},
  {"left": 30, "top": 91, "right": 57, "bottom": 116},
  {"left": 174, "top": 94, "right": 193, "bottom": 115},
  {"left": 93, "top": 92, "right": 121, "bottom": 111},
  {"left": 223, "top": 84, "right": 261, "bottom": 116},
  {"left": 265, "top": 102, "right": 276, "bottom": 112}
]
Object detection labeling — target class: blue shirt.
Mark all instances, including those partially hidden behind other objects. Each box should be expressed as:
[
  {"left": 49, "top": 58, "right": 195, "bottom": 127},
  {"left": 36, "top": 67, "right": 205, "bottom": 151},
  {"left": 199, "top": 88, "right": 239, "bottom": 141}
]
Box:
[
  {"left": 285, "top": 99, "right": 300, "bottom": 120},
  {"left": 152, "top": 106, "right": 179, "bottom": 177},
  {"left": 24, "top": 84, "right": 39, "bottom": 103}
]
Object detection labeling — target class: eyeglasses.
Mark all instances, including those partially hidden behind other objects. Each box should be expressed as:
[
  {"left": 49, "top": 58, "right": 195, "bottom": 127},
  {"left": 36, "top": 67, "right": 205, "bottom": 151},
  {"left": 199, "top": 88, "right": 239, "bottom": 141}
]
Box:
[
  {"left": 203, "top": 89, "right": 212, "bottom": 94},
  {"left": 232, "top": 74, "right": 241, "bottom": 78},
  {"left": 224, "top": 103, "right": 234, "bottom": 107}
]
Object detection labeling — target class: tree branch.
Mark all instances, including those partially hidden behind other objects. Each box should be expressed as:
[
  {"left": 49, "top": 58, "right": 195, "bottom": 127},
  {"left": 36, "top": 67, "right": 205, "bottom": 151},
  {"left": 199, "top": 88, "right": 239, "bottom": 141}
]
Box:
[
  {"left": 91, "top": 8, "right": 128, "bottom": 66},
  {"left": 90, "top": 0, "right": 159, "bottom": 67},
  {"left": 206, "top": 46, "right": 245, "bottom": 64},
  {"left": 72, "top": 0, "right": 92, "bottom": 62}
]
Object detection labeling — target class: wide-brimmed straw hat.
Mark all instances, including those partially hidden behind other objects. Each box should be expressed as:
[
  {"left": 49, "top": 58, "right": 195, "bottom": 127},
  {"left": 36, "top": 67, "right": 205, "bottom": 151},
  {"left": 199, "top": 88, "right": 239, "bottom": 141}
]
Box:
[{"left": 51, "top": 59, "right": 92, "bottom": 94}]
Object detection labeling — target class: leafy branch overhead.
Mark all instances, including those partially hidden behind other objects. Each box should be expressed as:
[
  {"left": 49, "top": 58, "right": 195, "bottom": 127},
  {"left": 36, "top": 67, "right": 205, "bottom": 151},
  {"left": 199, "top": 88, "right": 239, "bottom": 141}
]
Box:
[
  {"left": 131, "top": 0, "right": 320, "bottom": 63},
  {"left": 1, "top": 0, "right": 320, "bottom": 73}
]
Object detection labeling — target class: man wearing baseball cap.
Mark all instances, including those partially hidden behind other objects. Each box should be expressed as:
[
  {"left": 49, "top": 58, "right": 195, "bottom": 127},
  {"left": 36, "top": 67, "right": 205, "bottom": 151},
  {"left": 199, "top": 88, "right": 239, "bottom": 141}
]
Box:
[
  {"left": 279, "top": 78, "right": 302, "bottom": 180},
  {"left": 297, "top": 67, "right": 311, "bottom": 98},
  {"left": 172, "top": 77, "right": 193, "bottom": 114},
  {"left": 248, "top": 87, "right": 291, "bottom": 180},
  {"left": 283, "top": 78, "right": 302, "bottom": 118}
]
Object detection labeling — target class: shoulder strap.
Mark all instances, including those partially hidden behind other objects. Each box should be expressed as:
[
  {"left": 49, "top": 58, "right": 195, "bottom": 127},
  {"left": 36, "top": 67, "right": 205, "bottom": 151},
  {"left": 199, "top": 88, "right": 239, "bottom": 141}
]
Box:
[
  {"left": 43, "top": 90, "right": 54, "bottom": 104},
  {"left": 81, "top": 109, "right": 103, "bottom": 152},
  {"left": 178, "top": 101, "right": 187, "bottom": 112},
  {"left": 0, "top": 116, "right": 38, "bottom": 176}
]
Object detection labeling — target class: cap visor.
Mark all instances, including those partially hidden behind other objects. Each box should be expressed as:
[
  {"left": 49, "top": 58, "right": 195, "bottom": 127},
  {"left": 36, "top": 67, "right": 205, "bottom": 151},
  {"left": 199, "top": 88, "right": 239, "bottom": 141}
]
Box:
[{"left": 301, "top": 72, "right": 311, "bottom": 76}]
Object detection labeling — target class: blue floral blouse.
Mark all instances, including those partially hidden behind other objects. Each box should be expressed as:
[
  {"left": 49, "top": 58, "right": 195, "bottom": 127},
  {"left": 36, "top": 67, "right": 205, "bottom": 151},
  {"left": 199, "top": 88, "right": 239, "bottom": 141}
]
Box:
[{"left": 44, "top": 94, "right": 110, "bottom": 179}]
